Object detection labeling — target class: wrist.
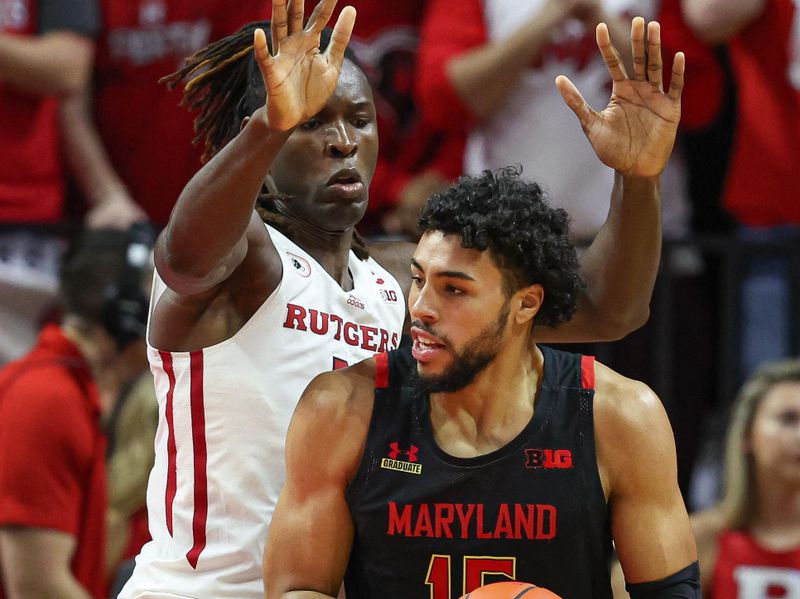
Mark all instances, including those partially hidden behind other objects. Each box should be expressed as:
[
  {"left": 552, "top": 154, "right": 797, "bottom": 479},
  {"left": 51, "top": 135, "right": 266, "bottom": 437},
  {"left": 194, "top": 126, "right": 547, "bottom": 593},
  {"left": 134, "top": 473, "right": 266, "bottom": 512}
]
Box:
[
  {"left": 616, "top": 171, "right": 661, "bottom": 201},
  {"left": 249, "top": 106, "right": 296, "bottom": 138},
  {"left": 90, "top": 184, "right": 132, "bottom": 207}
]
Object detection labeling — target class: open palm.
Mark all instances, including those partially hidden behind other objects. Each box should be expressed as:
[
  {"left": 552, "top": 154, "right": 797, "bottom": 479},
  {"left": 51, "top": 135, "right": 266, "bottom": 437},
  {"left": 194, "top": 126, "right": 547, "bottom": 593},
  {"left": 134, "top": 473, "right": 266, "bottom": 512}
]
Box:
[
  {"left": 255, "top": 0, "right": 356, "bottom": 132},
  {"left": 556, "top": 18, "right": 685, "bottom": 178}
]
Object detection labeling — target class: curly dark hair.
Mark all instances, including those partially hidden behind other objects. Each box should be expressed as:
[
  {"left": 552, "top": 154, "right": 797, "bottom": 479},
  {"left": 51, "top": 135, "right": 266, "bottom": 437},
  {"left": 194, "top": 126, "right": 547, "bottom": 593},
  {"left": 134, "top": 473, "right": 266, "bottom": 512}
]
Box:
[
  {"left": 417, "top": 166, "right": 584, "bottom": 327},
  {"left": 161, "top": 21, "right": 369, "bottom": 259}
]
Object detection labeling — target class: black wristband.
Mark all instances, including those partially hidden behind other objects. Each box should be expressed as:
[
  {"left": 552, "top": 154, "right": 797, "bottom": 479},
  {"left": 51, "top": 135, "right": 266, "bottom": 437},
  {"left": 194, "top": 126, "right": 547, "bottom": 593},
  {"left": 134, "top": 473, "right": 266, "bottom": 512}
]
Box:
[{"left": 626, "top": 561, "right": 701, "bottom": 599}]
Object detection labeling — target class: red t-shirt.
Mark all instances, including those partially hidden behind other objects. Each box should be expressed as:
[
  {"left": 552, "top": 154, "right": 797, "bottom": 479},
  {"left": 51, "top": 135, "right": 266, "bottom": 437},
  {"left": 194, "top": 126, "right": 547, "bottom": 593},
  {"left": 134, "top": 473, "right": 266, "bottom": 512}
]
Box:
[
  {"left": 711, "top": 529, "right": 800, "bottom": 598},
  {"left": 92, "top": 0, "right": 269, "bottom": 226},
  {"left": 0, "top": 0, "right": 62, "bottom": 223},
  {"left": 722, "top": 0, "right": 800, "bottom": 226},
  {"left": 0, "top": 325, "right": 107, "bottom": 599}
]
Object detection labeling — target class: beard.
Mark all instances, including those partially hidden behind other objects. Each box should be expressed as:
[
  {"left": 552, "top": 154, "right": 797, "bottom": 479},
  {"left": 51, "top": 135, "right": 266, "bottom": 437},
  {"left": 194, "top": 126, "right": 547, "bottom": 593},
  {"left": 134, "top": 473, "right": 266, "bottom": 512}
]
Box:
[{"left": 411, "top": 301, "right": 510, "bottom": 394}]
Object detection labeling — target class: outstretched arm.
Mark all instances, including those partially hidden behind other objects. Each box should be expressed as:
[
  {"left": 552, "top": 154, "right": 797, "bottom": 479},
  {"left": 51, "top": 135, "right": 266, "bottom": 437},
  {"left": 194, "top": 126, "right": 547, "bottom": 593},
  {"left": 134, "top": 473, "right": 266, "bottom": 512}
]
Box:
[
  {"left": 535, "top": 18, "right": 685, "bottom": 342},
  {"left": 264, "top": 366, "right": 372, "bottom": 599},
  {"left": 156, "top": 0, "right": 356, "bottom": 296}
]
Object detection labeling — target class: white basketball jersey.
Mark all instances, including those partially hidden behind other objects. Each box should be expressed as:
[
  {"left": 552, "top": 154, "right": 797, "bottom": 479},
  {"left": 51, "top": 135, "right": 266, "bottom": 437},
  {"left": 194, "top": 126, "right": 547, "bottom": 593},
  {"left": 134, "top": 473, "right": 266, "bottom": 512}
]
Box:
[{"left": 120, "top": 225, "right": 406, "bottom": 599}]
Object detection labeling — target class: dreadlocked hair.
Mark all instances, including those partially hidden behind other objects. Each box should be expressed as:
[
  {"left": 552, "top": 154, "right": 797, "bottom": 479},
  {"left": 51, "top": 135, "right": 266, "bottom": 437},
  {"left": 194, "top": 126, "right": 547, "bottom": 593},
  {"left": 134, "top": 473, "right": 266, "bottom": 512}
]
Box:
[
  {"left": 161, "top": 21, "right": 361, "bottom": 163},
  {"left": 160, "top": 20, "right": 269, "bottom": 162}
]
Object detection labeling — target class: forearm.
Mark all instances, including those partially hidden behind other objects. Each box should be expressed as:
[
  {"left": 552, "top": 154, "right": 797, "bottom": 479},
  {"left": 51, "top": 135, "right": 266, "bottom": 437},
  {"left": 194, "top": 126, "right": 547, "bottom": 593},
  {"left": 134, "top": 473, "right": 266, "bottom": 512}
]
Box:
[
  {"left": 577, "top": 173, "right": 661, "bottom": 337},
  {"left": 60, "top": 89, "right": 129, "bottom": 205},
  {"left": 0, "top": 32, "right": 92, "bottom": 95},
  {"left": 681, "top": 0, "right": 765, "bottom": 43},
  {"left": 4, "top": 572, "right": 92, "bottom": 599},
  {"left": 446, "top": 1, "right": 568, "bottom": 119},
  {"left": 162, "top": 111, "right": 290, "bottom": 279}
]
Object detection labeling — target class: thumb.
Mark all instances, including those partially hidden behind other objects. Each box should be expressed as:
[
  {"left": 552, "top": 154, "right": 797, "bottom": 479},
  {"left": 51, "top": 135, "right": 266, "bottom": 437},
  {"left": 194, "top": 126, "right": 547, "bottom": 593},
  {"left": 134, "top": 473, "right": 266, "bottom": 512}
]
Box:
[{"left": 555, "top": 75, "right": 595, "bottom": 128}]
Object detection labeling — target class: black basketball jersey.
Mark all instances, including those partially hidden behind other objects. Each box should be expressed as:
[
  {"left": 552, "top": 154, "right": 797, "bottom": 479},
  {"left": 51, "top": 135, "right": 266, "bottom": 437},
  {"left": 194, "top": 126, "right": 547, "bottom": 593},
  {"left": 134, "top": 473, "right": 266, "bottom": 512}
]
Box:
[{"left": 344, "top": 345, "right": 612, "bottom": 599}]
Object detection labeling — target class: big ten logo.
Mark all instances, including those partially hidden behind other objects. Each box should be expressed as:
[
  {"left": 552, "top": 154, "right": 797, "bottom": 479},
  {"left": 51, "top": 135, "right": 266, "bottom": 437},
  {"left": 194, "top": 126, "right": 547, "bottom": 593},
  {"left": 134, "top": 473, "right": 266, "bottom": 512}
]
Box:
[
  {"left": 0, "top": 0, "right": 28, "bottom": 29},
  {"left": 524, "top": 448, "right": 573, "bottom": 470},
  {"left": 380, "top": 289, "right": 398, "bottom": 303}
]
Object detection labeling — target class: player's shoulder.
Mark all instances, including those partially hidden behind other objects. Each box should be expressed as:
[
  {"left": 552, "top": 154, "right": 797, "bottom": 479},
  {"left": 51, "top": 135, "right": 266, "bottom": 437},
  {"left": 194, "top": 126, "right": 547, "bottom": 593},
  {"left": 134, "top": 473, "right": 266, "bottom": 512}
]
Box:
[
  {"left": 593, "top": 362, "right": 672, "bottom": 448},
  {"left": 298, "top": 357, "right": 378, "bottom": 418},
  {"left": 592, "top": 360, "right": 665, "bottom": 430}
]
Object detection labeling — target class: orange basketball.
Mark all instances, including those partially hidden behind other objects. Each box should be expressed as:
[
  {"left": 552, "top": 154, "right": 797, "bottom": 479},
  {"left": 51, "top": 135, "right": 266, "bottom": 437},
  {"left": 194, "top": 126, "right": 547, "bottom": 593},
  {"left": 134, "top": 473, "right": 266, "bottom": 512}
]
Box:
[{"left": 460, "top": 581, "right": 563, "bottom": 599}]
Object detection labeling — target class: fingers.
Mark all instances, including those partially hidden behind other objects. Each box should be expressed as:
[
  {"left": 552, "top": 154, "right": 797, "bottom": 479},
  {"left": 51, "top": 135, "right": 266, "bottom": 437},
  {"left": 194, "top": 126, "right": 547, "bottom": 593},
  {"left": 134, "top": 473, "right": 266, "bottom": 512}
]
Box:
[
  {"left": 596, "top": 22, "right": 627, "bottom": 82},
  {"left": 631, "top": 17, "right": 646, "bottom": 82},
  {"left": 646, "top": 20, "right": 664, "bottom": 91},
  {"left": 306, "top": 0, "right": 338, "bottom": 33},
  {"left": 271, "top": 0, "right": 288, "bottom": 51},
  {"left": 323, "top": 5, "right": 356, "bottom": 67},
  {"left": 555, "top": 74, "right": 595, "bottom": 129},
  {"left": 288, "top": 0, "right": 305, "bottom": 35},
  {"left": 254, "top": 28, "right": 274, "bottom": 84},
  {"left": 668, "top": 51, "right": 685, "bottom": 100}
]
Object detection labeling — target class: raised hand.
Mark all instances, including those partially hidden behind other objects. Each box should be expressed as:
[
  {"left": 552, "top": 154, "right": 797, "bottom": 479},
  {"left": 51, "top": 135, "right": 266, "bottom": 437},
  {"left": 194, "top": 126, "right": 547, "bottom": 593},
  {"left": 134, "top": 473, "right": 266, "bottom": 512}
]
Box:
[
  {"left": 255, "top": 0, "right": 356, "bottom": 132},
  {"left": 555, "top": 17, "right": 685, "bottom": 178}
]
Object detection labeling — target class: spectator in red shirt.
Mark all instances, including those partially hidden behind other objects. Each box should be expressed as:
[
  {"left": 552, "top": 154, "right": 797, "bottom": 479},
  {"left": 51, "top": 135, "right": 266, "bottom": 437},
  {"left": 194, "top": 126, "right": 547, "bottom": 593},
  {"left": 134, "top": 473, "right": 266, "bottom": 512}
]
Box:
[
  {"left": 682, "top": 0, "right": 800, "bottom": 380},
  {"left": 416, "top": 0, "right": 691, "bottom": 243},
  {"left": 60, "top": 0, "right": 271, "bottom": 230},
  {"left": 0, "top": 226, "right": 152, "bottom": 599},
  {"left": 0, "top": 0, "right": 98, "bottom": 365}
]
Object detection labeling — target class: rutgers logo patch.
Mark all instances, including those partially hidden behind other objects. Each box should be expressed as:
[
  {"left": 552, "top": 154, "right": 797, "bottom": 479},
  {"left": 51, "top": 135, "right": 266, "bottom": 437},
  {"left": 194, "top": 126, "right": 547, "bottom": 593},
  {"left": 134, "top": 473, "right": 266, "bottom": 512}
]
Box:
[
  {"left": 287, "top": 252, "right": 311, "bottom": 277},
  {"left": 524, "top": 448, "right": 573, "bottom": 469}
]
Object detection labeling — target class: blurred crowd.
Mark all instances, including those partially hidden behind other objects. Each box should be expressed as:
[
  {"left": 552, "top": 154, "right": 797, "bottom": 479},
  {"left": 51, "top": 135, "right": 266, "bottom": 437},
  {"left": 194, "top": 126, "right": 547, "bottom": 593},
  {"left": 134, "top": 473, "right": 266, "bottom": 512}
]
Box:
[{"left": 0, "top": 0, "right": 798, "bottom": 597}]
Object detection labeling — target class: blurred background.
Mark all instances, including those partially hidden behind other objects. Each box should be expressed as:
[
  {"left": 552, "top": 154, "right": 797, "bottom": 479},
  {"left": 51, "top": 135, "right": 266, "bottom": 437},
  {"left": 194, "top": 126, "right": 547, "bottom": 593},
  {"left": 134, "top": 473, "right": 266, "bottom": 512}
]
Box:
[{"left": 0, "top": 0, "right": 798, "bottom": 596}]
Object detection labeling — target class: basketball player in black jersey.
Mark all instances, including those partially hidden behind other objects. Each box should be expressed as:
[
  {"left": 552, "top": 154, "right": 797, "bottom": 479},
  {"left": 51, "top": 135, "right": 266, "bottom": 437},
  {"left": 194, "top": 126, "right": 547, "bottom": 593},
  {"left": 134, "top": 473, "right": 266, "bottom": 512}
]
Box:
[{"left": 264, "top": 168, "right": 700, "bottom": 598}]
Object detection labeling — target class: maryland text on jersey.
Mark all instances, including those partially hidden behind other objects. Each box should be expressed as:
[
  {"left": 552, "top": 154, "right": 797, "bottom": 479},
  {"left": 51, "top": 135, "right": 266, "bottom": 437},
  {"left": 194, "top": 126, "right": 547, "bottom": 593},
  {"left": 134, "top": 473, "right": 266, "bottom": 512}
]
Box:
[
  {"left": 387, "top": 501, "right": 557, "bottom": 540},
  {"left": 282, "top": 303, "right": 401, "bottom": 351}
]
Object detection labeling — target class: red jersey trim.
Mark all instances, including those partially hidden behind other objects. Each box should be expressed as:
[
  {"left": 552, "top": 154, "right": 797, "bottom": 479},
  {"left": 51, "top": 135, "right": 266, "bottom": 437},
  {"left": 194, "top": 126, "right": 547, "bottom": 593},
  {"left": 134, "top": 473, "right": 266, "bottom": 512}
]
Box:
[
  {"left": 158, "top": 351, "right": 178, "bottom": 537},
  {"left": 581, "top": 355, "right": 596, "bottom": 391},
  {"left": 375, "top": 352, "right": 389, "bottom": 389},
  {"left": 186, "top": 350, "right": 208, "bottom": 569}
]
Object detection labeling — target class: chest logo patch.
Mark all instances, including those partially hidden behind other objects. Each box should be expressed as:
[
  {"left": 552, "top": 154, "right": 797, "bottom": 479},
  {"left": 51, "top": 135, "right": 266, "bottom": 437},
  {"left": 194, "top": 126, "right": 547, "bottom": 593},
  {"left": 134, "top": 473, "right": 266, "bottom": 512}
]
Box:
[
  {"left": 523, "top": 448, "right": 573, "bottom": 470},
  {"left": 287, "top": 252, "right": 311, "bottom": 277},
  {"left": 381, "top": 442, "right": 422, "bottom": 475}
]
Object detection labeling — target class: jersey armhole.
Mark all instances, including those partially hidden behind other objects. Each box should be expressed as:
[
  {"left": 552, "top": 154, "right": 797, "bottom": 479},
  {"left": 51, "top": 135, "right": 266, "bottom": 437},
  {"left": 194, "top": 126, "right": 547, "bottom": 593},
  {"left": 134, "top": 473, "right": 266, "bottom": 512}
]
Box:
[{"left": 581, "top": 355, "right": 596, "bottom": 391}]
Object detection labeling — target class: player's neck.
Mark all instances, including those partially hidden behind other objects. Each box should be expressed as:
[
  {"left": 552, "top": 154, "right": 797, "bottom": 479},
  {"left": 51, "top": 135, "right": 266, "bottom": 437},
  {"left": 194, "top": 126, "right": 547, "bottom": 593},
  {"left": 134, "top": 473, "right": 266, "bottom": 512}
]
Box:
[
  {"left": 273, "top": 202, "right": 356, "bottom": 289},
  {"left": 429, "top": 344, "right": 544, "bottom": 458}
]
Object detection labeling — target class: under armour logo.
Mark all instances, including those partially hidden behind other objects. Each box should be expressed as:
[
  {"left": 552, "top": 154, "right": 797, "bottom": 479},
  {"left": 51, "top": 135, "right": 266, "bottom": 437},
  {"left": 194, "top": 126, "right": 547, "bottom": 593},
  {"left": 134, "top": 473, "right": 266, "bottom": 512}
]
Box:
[{"left": 389, "top": 442, "right": 419, "bottom": 463}]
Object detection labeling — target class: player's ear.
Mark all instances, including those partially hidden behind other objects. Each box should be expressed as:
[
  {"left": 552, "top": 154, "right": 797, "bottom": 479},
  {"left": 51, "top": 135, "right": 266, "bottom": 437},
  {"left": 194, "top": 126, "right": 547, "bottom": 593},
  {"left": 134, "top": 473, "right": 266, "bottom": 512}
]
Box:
[
  {"left": 514, "top": 284, "right": 544, "bottom": 325},
  {"left": 240, "top": 116, "right": 250, "bottom": 133}
]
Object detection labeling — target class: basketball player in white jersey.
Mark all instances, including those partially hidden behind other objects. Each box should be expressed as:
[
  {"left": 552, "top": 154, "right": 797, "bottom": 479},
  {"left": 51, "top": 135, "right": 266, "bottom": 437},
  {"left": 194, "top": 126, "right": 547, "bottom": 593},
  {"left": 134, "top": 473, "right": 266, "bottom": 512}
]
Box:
[{"left": 120, "top": 0, "right": 684, "bottom": 595}]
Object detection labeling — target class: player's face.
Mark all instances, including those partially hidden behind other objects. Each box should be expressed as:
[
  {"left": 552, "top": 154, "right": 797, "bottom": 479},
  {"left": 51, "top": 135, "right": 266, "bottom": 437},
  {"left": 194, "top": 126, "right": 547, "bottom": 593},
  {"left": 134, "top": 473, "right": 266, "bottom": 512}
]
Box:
[
  {"left": 408, "top": 231, "right": 513, "bottom": 392},
  {"left": 748, "top": 382, "right": 800, "bottom": 485},
  {"left": 268, "top": 60, "right": 378, "bottom": 232}
]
